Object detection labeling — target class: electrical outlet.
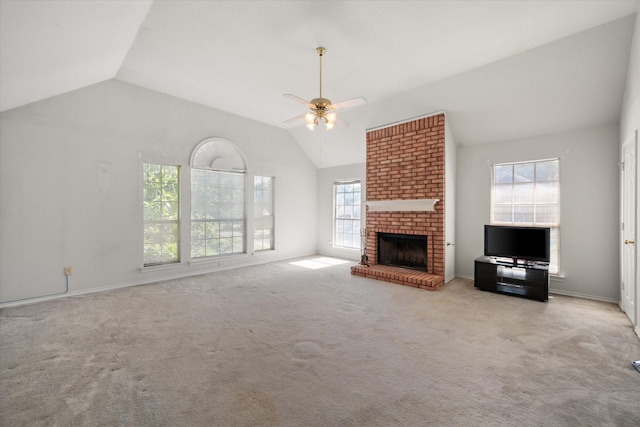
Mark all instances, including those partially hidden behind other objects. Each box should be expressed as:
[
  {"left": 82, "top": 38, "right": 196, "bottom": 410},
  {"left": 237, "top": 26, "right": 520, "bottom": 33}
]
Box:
[{"left": 64, "top": 266, "right": 73, "bottom": 276}]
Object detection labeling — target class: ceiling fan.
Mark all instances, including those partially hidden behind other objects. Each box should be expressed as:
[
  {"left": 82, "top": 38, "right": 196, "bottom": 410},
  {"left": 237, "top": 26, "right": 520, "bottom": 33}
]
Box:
[{"left": 283, "top": 47, "right": 366, "bottom": 130}]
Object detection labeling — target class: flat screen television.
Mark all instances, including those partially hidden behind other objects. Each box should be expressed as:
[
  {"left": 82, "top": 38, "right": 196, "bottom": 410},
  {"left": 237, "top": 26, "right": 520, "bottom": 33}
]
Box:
[{"left": 484, "top": 225, "right": 550, "bottom": 263}]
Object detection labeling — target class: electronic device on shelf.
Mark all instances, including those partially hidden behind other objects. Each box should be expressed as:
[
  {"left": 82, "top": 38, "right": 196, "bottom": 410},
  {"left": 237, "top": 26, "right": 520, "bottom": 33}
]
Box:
[
  {"left": 475, "top": 225, "right": 551, "bottom": 302},
  {"left": 484, "top": 225, "right": 551, "bottom": 264}
]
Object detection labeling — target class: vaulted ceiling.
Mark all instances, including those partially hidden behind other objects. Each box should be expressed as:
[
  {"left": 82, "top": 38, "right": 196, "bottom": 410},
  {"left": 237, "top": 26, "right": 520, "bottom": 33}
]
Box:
[{"left": 1, "top": 1, "right": 638, "bottom": 168}]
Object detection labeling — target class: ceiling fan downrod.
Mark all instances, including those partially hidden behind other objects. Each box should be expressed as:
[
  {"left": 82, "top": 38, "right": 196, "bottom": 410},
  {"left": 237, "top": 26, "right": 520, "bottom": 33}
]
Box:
[
  {"left": 317, "top": 47, "right": 325, "bottom": 99},
  {"left": 310, "top": 47, "right": 331, "bottom": 116}
]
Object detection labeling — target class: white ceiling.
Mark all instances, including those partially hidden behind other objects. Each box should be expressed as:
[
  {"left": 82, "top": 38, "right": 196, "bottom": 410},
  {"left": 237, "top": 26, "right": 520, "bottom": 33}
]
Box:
[
  {"left": 0, "top": 0, "right": 153, "bottom": 112},
  {"left": 1, "top": 0, "right": 638, "bottom": 168}
]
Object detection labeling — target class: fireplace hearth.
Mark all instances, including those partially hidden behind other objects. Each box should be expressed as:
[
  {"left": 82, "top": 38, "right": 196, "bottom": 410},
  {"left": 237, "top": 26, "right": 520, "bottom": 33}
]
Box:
[{"left": 377, "top": 233, "right": 427, "bottom": 271}]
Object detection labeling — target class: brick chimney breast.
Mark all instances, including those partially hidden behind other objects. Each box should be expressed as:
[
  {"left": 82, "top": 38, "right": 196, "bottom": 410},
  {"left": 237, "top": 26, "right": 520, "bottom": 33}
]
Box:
[{"left": 351, "top": 114, "right": 445, "bottom": 290}]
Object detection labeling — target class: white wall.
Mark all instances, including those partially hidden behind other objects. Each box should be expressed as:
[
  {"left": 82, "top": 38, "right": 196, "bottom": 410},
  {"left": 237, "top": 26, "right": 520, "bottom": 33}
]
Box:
[
  {"left": 621, "top": 12, "right": 640, "bottom": 143},
  {"left": 317, "top": 163, "right": 366, "bottom": 261},
  {"left": 0, "top": 79, "right": 318, "bottom": 304},
  {"left": 456, "top": 125, "right": 620, "bottom": 302},
  {"left": 620, "top": 9, "right": 640, "bottom": 331},
  {"left": 445, "top": 117, "right": 456, "bottom": 282}
]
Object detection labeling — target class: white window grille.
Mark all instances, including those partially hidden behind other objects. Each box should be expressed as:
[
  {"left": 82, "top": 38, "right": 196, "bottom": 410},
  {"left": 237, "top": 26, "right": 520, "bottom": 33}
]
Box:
[
  {"left": 491, "top": 158, "right": 560, "bottom": 273},
  {"left": 143, "top": 163, "right": 180, "bottom": 266},
  {"left": 254, "top": 176, "right": 274, "bottom": 251},
  {"left": 334, "top": 180, "right": 361, "bottom": 250},
  {"left": 190, "top": 138, "right": 247, "bottom": 258}
]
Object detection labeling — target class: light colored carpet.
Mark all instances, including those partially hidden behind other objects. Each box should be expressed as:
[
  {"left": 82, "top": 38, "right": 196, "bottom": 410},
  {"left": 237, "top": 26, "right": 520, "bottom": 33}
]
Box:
[{"left": 1, "top": 256, "right": 639, "bottom": 426}]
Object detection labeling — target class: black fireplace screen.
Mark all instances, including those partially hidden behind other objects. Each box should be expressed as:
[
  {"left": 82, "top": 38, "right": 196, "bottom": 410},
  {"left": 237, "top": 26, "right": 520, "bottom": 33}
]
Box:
[{"left": 377, "top": 233, "right": 428, "bottom": 271}]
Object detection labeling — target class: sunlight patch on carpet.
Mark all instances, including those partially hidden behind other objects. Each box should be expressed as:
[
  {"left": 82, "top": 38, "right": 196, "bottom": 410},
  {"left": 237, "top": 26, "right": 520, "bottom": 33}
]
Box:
[{"left": 289, "top": 257, "right": 350, "bottom": 270}]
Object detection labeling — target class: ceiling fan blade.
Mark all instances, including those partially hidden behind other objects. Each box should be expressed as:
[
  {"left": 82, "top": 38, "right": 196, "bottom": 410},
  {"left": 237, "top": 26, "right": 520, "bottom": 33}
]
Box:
[
  {"left": 282, "top": 112, "right": 307, "bottom": 125},
  {"left": 335, "top": 117, "right": 350, "bottom": 128},
  {"left": 328, "top": 97, "right": 367, "bottom": 111},
  {"left": 283, "top": 94, "right": 314, "bottom": 108}
]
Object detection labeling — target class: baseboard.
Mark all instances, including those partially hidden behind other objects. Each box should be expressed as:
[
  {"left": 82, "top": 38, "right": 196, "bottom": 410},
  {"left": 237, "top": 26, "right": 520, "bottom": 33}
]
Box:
[
  {"left": 548, "top": 289, "right": 618, "bottom": 304},
  {"left": 317, "top": 247, "right": 360, "bottom": 262},
  {"left": 1, "top": 269, "right": 227, "bottom": 309},
  {"left": 451, "top": 275, "right": 618, "bottom": 304},
  {"left": 2, "top": 264, "right": 623, "bottom": 309},
  {"left": 0, "top": 252, "right": 317, "bottom": 308}
]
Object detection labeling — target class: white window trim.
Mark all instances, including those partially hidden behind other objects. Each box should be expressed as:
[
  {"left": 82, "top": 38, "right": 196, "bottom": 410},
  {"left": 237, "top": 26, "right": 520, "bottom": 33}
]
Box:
[
  {"left": 142, "top": 162, "right": 181, "bottom": 267},
  {"left": 333, "top": 179, "right": 362, "bottom": 251},
  {"left": 490, "top": 158, "right": 560, "bottom": 274},
  {"left": 253, "top": 175, "right": 275, "bottom": 252},
  {"left": 190, "top": 138, "right": 248, "bottom": 260}
]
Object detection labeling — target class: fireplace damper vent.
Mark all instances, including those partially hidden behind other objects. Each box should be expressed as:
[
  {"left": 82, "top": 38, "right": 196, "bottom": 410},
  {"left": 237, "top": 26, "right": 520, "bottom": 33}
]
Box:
[{"left": 377, "top": 233, "right": 427, "bottom": 271}]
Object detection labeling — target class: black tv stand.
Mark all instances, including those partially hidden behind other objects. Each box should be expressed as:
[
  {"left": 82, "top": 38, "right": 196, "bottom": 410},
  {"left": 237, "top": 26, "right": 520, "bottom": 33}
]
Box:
[{"left": 474, "top": 256, "right": 548, "bottom": 302}]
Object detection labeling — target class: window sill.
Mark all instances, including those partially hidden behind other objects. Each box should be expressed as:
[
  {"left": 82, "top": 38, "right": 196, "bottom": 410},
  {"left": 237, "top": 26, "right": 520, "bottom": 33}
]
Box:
[
  {"left": 188, "top": 253, "right": 249, "bottom": 266},
  {"left": 332, "top": 246, "right": 360, "bottom": 251},
  {"left": 140, "top": 262, "right": 185, "bottom": 273},
  {"left": 253, "top": 249, "right": 276, "bottom": 256}
]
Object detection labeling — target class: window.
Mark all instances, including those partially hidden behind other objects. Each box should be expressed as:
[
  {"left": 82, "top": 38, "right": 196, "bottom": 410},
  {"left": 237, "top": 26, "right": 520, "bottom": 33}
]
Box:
[
  {"left": 491, "top": 159, "right": 560, "bottom": 273},
  {"left": 334, "top": 180, "right": 361, "bottom": 249},
  {"left": 254, "top": 176, "right": 274, "bottom": 251},
  {"left": 143, "top": 163, "right": 180, "bottom": 266},
  {"left": 191, "top": 170, "right": 246, "bottom": 258},
  {"left": 190, "top": 138, "right": 247, "bottom": 259}
]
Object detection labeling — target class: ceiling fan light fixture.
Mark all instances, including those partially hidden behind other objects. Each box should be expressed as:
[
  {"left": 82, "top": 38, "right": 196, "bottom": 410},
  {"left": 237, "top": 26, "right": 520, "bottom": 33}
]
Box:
[
  {"left": 325, "top": 112, "right": 337, "bottom": 130},
  {"left": 305, "top": 112, "right": 318, "bottom": 130},
  {"left": 283, "top": 47, "right": 366, "bottom": 131}
]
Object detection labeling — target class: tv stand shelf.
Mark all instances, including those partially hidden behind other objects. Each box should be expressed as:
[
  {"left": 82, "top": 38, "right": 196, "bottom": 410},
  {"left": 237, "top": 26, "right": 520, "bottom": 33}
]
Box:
[{"left": 474, "top": 256, "right": 548, "bottom": 302}]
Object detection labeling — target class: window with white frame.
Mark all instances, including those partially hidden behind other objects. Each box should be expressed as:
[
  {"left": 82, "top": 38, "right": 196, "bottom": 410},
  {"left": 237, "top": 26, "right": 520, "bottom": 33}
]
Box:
[
  {"left": 143, "top": 163, "right": 180, "bottom": 266},
  {"left": 191, "top": 170, "right": 246, "bottom": 257},
  {"left": 190, "top": 138, "right": 247, "bottom": 259},
  {"left": 491, "top": 158, "right": 560, "bottom": 273},
  {"left": 334, "top": 180, "right": 361, "bottom": 249},
  {"left": 254, "top": 176, "right": 274, "bottom": 251}
]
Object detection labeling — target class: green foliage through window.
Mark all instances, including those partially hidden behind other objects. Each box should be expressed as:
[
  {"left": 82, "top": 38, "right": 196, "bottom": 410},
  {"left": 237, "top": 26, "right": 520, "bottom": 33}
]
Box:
[{"left": 143, "top": 163, "right": 180, "bottom": 265}]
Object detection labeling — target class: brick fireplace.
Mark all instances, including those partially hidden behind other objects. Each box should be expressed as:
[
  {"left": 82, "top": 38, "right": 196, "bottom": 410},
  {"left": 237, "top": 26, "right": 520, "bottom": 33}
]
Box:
[{"left": 351, "top": 114, "right": 445, "bottom": 290}]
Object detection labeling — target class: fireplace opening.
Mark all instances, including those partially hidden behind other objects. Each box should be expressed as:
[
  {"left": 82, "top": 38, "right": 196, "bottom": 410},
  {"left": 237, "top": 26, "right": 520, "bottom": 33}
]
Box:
[{"left": 377, "top": 233, "right": 428, "bottom": 271}]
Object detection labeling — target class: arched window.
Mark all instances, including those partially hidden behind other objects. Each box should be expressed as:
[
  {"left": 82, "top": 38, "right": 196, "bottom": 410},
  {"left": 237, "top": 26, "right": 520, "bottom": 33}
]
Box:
[{"left": 190, "top": 138, "right": 247, "bottom": 258}]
